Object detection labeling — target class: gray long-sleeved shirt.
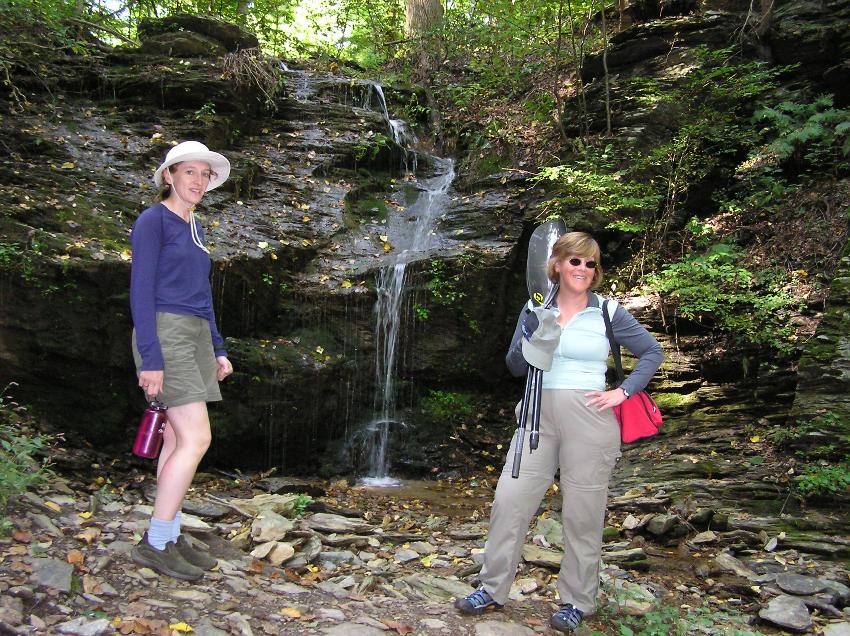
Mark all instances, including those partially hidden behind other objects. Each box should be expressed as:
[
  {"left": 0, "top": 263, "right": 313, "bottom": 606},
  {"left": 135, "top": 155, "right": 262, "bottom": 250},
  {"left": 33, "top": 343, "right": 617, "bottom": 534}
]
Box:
[{"left": 506, "top": 293, "right": 663, "bottom": 395}]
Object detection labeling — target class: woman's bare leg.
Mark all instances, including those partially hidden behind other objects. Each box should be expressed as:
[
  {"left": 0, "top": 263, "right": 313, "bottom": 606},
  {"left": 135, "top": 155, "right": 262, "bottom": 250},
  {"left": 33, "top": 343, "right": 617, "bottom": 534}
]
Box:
[{"left": 153, "top": 401, "right": 211, "bottom": 521}]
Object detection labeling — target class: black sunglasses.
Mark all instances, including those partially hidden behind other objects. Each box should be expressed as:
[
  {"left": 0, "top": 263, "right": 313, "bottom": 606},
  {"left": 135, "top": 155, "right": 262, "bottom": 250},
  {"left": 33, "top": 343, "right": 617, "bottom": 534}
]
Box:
[{"left": 568, "top": 257, "right": 597, "bottom": 269}]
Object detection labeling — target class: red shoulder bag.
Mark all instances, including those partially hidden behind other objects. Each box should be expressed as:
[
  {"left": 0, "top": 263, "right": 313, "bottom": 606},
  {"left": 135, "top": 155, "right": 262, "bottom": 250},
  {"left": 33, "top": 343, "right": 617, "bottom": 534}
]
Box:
[{"left": 602, "top": 300, "right": 663, "bottom": 443}]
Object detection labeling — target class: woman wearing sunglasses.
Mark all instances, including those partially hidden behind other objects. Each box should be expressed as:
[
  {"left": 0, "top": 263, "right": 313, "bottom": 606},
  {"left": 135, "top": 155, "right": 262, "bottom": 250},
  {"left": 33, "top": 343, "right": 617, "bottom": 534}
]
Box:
[{"left": 455, "top": 231, "right": 663, "bottom": 632}]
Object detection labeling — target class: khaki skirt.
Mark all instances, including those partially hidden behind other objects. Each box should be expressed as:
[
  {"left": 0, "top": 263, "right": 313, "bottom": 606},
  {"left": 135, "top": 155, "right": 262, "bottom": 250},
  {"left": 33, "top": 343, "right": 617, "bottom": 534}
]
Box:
[{"left": 132, "top": 312, "right": 222, "bottom": 407}]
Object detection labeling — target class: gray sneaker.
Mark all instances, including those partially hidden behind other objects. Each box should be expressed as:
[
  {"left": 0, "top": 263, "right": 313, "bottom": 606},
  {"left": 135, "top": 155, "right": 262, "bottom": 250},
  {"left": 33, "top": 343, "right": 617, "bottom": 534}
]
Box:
[
  {"left": 132, "top": 534, "right": 204, "bottom": 581},
  {"left": 175, "top": 535, "right": 217, "bottom": 571}
]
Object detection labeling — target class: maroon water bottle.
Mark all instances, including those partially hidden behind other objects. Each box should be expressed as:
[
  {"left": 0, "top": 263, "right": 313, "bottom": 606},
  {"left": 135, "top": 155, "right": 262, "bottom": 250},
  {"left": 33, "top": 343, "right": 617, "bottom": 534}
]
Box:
[{"left": 133, "top": 401, "right": 167, "bottom": 459}]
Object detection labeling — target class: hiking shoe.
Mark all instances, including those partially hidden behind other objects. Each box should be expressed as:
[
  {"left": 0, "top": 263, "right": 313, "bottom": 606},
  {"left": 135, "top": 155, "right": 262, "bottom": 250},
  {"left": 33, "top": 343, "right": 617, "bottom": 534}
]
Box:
[
  {"left": 175, "top": 535, "right": 217, "bottom": 570},
  {"left": 550, "top": 604, "right": 584, "bottom": 632},
  {"left": 131, "top": 534, "right": 204, "bottom": 581},
  {"left": 454, "top": 587, "right": 502, "bottom": 615}
]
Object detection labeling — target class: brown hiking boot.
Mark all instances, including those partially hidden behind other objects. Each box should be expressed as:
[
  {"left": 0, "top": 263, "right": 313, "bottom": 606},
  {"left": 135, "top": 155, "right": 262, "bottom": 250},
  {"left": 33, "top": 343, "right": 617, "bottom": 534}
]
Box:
[
  {"left": 131, "top": 533, "right": 204, "bottom": 581},
  {"left": 175, "top": 535, "right": 217, "bottom": 570}
]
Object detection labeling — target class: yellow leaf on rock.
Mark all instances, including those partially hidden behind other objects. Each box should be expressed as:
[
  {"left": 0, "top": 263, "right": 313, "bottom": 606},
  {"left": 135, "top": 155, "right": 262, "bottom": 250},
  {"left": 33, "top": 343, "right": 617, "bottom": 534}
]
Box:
[
  {"left": 382, "top": 242, "right": 393, "bottom": 252},
  {"left": 78, "top": 511, "right": 92, "bottom": 519},
  {"left": 341, "top": 279, "right": 352, "bottom": 289},
  {"left": 60, "top": 162, "right": 75, "bottom": 169},
  {"left": 379, "top": 235, "right": 388, "bottom": 242},
  {"left": 420, "top": 555, "right": 433, "bottom": 567},
  {"left": 119, "top": 250, "right": 132, "bottom": 261},
  {"left": 280, "top": 607, "right": 301, "bottom": 618},
  {"left": 750, "top": 435, "right": 761, "bottom": 443},
  {"left": 44, "top": 501, "right": 61, "bottom": 512},
  {"left": 302, "top": 215, "right": 311, "bottom": 222},
  {"left": 169, "top": 622, "right": 193, "bottom": 632}
]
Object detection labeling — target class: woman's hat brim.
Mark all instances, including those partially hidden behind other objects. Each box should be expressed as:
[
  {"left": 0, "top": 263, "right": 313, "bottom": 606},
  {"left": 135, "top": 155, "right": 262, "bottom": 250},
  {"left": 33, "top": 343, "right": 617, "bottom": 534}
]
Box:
[{"left": 153, "top": 149, "right": 231, "bottom": 191}]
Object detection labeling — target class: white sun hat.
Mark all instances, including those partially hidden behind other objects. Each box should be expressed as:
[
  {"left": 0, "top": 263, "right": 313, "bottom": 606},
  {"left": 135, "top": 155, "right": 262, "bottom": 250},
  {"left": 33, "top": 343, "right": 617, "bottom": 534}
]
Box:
[{"left": 153, "top": 140, "right": 231, "bottom": 191}]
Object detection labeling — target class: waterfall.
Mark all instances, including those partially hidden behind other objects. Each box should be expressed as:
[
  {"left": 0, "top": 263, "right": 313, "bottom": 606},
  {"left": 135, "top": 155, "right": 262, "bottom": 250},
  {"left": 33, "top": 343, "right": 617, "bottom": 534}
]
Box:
[{"left": 362, "top": 157, "right": 455, "bottom": 486}]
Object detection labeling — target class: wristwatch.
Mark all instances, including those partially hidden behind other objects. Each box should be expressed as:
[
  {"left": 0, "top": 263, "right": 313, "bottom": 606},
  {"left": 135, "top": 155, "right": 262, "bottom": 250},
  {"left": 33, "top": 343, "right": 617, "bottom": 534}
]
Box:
[{"left": 621, "top": 387, "right": 630, "bottom": 398}]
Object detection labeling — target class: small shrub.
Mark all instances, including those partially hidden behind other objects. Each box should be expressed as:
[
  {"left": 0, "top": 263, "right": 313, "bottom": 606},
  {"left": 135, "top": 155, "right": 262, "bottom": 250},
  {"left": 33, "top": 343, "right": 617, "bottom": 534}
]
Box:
[
  {"left": 795, "top": 462, "right": 850, "bottom": 498},
  {"left": 0, "top": 384, "right": 54, "bottom": 528}
]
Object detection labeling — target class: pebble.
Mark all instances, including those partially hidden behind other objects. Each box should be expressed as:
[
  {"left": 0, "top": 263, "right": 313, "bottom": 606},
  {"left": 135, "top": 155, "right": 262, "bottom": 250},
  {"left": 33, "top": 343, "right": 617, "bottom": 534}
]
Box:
[
  {"left": 394, "top": 548, "right": 420, "bottom": 563},
  {"left": 29, "top": 557, "right": 74, "bottom": 592},
  {"left": 776, "top": 573, "right": 828, "bottom": 596},
  {"left": 318, "top": 608, "right": 346, "bottom": 621}
]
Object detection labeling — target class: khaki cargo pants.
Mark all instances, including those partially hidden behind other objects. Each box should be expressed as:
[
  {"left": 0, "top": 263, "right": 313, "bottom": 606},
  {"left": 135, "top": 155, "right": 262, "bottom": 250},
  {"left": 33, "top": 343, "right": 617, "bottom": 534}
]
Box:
[{"left": 478, "top": 389, "right": 621, "bottom": 614}]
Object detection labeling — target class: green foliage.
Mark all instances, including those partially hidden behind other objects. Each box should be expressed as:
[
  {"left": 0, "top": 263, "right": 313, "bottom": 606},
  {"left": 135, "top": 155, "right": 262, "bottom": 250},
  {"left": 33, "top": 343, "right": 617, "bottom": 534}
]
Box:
[
  {"left": 412, "top": 303, "right": 430, "bottom": 321},
  {"left": 795, "top": 462, "right": 850, "bottom": 498},
  {"left": 352, "top": 131, "right": 392, "bottom": 164},
  {"left": 420, "top": 389, "right": 475, "bottom": 424},
  {"left": 644, "top": 242, "right": 802, "bottom": 351},
  {"left": 0, "top": 384, "right": 54, "bottom": 525},
  {"left": 533, "top": 161, "right": 659, "bottom": 218},
  {"left": 603, "top": 596, "right": 765, "bottom": 636},
  {"left": 292, "top": 493, "right": 313, "bottom": 516},
  {"left": 0, "top": 241, "right": 38, "bottom": 283},
  {"left": 425, "top": 260, "right": 467, "bottom": 306},
  {"left": 194, "top": 101, "right": 217, "bottom": 121},
  {"left": 748, "top": 94, "right": 850, "bottom": 176}
]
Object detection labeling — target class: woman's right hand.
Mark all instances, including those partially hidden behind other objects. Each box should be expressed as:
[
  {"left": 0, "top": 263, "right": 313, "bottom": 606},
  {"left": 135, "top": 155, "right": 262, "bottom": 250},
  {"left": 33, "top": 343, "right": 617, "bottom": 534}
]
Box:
[{"left": 139, "top": 370, "right": 164, "bottom": 398}]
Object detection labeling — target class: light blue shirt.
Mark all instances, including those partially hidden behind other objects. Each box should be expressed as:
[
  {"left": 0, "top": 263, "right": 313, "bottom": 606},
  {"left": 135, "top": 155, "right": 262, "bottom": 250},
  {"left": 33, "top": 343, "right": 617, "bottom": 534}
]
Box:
[
  {"left": 506, "top": 292, "right": 663, "bottom": 396},
  {"left": 542, "top": 305, "right": 610, "bottom": 390}
]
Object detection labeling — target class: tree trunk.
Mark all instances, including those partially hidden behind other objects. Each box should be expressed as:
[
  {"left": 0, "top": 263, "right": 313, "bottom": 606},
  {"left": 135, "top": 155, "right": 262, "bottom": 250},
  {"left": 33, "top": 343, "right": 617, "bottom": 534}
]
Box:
[
  {"left": 600, "top": 0, "right": 612, "bottom": 136},
  {"left": 406, "top": 0, "right": 444, "bottom": 76},
  {"left": 405, "top": 0, "right": 443, "bottom": 36}
]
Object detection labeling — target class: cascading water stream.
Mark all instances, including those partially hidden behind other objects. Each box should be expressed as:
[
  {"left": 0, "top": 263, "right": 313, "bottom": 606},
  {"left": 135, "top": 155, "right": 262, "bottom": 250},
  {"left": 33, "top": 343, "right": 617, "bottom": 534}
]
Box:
[{"left": 362, "top": 157, "right": 455, "bottom": 486}]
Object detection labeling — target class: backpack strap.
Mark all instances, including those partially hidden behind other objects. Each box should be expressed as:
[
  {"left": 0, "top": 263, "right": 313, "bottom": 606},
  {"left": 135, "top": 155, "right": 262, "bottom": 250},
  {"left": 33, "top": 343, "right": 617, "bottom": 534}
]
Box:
[{"left": 602, "top": 299, "right": 625, "bottom": 386}]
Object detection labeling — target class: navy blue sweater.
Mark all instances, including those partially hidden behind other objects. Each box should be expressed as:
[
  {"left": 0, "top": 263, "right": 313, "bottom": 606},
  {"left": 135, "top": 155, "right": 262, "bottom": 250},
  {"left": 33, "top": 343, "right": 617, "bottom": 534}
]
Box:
[{"left": 130, "top": 203, "right": 226, "bottom": 371}]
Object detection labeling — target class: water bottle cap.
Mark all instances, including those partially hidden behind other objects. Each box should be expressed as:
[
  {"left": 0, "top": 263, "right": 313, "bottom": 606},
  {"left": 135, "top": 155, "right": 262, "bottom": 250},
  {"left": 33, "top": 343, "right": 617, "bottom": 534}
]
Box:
[{"left": 148, "top": 400, "right": 167, "bottom": 410}]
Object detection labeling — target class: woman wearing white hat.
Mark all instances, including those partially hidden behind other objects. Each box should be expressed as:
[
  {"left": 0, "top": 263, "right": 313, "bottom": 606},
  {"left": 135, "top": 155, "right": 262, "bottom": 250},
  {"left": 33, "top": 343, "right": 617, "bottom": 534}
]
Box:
[{"left": 129, "top": 141, "right": 233, "bottom": 581}]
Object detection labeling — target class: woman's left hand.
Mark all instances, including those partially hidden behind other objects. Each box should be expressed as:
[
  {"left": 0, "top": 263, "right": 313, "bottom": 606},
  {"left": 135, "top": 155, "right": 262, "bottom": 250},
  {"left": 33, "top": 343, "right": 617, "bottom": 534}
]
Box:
[
  {"left": 216, "top": 356, "right": 233, "bottom": 381},
  {"left": 585, "top": 388, "right": 627, "bottom": 411}
]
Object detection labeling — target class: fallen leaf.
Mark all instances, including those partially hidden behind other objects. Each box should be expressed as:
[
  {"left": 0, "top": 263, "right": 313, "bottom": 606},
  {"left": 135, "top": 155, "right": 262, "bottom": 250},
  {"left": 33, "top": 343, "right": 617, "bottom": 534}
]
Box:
[
  {"left": 60, "top": 162, "right": 75, "bottom": 169},
  {"left": 82, "top": 574, "right": 102, "bottom": 594},
  {"left": 280, "top": 607, "right": 301, "bottom": 619},
  {"left": 66, "top": 549, "right": 85, "bottom": 566},
  {"left": 341, "top": 279, "right": 352, "bottom": 289},
  {"left": 169, "top": 622, "right": 193, "bottom": 633},
  {"left": 382, "top": 620, "right": 414, "bottom": 635},
  {"left": 78, "top": 511, "right": 92, "bottom": 519},
  {"left": 74, "top": 527, "right": 101, "bottom": 544},
  {"left": 43, "top": 501, "right": 61, "bottom": 512},
  {"left": 11, "top": 529, "right": 31, "bottom": 543}
]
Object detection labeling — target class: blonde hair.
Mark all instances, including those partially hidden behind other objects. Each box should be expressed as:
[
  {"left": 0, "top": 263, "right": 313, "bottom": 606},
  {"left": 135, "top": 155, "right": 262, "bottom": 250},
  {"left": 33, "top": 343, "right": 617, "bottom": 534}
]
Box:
[{"left": 546, "top": 231, "right": 604, "bottom": 289}]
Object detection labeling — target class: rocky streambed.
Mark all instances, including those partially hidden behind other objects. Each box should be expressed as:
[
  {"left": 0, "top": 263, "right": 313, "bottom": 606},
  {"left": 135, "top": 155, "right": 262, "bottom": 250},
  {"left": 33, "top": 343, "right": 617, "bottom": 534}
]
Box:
[{"left": 1, "top": 406, "right": 848, "bottom": 636}]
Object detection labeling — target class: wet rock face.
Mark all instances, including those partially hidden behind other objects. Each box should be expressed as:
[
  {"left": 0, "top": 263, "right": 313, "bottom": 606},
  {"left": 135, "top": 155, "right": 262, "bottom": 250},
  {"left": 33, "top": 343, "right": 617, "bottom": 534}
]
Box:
[
  {"left": 0, "top": 17, "right": 533, "bottom": 474},
  {"left": 137, "top": 14, "right": 260, "bottom": 52}
]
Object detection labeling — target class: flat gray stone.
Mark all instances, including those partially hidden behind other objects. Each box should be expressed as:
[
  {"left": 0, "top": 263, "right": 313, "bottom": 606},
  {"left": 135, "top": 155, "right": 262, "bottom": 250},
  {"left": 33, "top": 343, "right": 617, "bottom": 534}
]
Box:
[
  {"left": 318, "top": 608, "right": 346, "bottom": 620},
  {"left": 759, "top": 595, "right": 812, "bottom": 633},
  {"left": 522, "top": 543, "right": 562, "bottom": 569},
  {"left": 823, "top": 579, "right": 850, "bottom": 605},
  {"left": 475, "top": 620, "right": 534, "bottom": 636},
  {"left": 823, "top": 622, "right": 850, "bottom": 636},
  {"left": 181, "top": 498, "right": 231, "bottom": 519},
  {"left": 304, "top": 513, "right": 374, "bottom": 534},
  {"left": 321, "top": 624, "right": 386, "bottom": 636},
  {"left": 191, "top": 618, "right": 230, "bottom": 636},
  {"left": 646, "top": 514, "right": 678, "bottom": 536},
  {"left": 394, "top": 548, "right": 420, "bottom": 563},
  {"left": 56, "top": 617, "right": 111, "bottom": 635},
  {"left": 776, "top": 573, "right": 828, "bottom": 596},
  {"left": 714, "top": 552, "right": 758, "bottom": 580},
  {"left": 30, "top": 557, "right": 74, "bottom": 592}
]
